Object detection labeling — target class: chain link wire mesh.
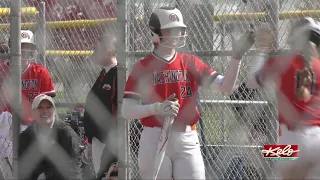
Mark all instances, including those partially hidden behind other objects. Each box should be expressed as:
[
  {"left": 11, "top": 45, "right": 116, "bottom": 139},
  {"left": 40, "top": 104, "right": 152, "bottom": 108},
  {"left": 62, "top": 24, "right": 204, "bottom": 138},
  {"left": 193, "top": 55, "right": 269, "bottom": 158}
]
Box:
[
  {"left": 0, "top": 0, "right": 320, "bottom": 179},
  {"left": 126, "top": 0, "right": 320, "bottom": 179},
  {"left": 22, "top": 0, "right": 118, "bottom": 104},
  {"left": 0, "top": 2, "right": 39, "bottom": 179}
]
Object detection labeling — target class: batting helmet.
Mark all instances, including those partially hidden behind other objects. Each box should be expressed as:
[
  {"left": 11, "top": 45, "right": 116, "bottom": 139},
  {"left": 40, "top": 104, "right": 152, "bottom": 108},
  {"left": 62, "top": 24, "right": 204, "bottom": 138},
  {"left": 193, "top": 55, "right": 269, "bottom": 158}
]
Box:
[
  {"left": 149, "top": 7, "right": 187, "bottom": 47},
  {"left": 287, "top": 17, "right": 320, "bottom": 51}
]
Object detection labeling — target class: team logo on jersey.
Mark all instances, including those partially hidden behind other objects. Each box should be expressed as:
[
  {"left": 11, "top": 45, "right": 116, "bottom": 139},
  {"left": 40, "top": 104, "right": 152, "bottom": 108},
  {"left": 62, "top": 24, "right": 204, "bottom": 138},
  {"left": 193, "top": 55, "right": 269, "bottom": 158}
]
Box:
[
  {"left": 103, "top": 84, "right": 111, "bottom": 90},
  {"left": 169, "top": 13, "right": 179, "bottom": 22},
  {"left": 22, "top": 79, "right": 38, "bottom": 90},
  {"left": 21, "top": 32, "right": 30, "bottom": 39},
  {"left": 295, "top": 69, "right": 316, "bottom": 96},
  {"left": 152, "top": 70, "right": 189, "bottom": 85}
]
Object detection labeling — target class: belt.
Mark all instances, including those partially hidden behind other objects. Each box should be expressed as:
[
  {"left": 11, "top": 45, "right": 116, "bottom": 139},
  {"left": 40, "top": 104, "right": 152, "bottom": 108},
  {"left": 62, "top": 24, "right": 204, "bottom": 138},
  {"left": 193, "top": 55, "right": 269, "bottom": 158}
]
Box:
[{"left": 146, "top": 124, "right": 196, "bottom": 132}]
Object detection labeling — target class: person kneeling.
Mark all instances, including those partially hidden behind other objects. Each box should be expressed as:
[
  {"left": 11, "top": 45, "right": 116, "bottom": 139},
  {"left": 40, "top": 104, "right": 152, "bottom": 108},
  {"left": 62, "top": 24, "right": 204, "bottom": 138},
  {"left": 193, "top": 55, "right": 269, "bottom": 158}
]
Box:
[{"left": 18, "top": 94, "right": 83, "bottom": 180}]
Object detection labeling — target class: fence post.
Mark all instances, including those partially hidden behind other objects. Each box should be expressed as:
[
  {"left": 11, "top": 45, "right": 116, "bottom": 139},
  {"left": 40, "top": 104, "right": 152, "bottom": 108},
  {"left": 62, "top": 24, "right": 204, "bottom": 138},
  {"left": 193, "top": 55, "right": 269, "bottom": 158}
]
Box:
[
  {"left": 9, "top": 1, "right": 22, "bottom": 179},
  {"left": 38, "top": 2, "right": 46, "bottom": 67},
  {"left": 116, "top": 0, "right": 129, "bottom": 179},
  {"left": 264, "top": 1, "right": 279, "bottom": 178},
  {"left": 265, "top": 0, "right": 279, "bottom": 145},
  {"left": 220, "top": 24, "right": 226, "bottom": 144}
]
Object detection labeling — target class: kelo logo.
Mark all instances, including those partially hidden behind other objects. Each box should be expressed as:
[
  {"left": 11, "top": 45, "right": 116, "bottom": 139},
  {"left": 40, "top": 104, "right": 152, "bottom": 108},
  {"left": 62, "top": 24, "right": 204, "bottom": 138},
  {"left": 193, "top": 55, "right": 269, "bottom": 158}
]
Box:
[
  {"left": 169, "top": 13, "right": 179, "bottom": 22},
  {"left": 21, "top": 32, "right": 30, "bottom": 39},
  {"left": 262, "top": 144, "right": 299, "bottom": 161}
]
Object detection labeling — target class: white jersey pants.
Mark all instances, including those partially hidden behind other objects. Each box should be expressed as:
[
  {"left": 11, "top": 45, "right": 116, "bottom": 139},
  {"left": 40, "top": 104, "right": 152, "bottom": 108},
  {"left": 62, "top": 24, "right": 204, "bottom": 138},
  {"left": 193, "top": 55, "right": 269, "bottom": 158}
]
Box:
[
  {"left": 0, "top": 111, "right": 13, "bottom": 179},
  {"left": 138, "top": 126, "right": 205, "bottom": 180},
  {"left": 92, "top": 137, "right": 106, "bottom": 175},
  {"left": 273, "top": 125, "right": 320, "bottom": 179}
]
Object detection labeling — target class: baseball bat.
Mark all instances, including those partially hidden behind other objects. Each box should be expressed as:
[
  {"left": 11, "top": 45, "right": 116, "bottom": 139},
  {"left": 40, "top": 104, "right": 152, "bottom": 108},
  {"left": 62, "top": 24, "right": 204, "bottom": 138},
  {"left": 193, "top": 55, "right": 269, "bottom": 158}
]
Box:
[{"left": 152, "top": 94, "right": 176, "bottom": 180}]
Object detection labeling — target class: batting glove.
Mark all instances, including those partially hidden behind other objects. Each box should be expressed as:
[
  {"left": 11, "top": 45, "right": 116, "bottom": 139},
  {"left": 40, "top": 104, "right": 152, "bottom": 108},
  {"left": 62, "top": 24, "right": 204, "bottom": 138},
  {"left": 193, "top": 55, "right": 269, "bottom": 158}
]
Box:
[
  {"left": 102, "top": 162, "right": 118, "bottom": 180},
  {"left": 231, "top": 30, "right": 255, "bottom": 60},
  {"left": 153, "top": 94, "right": 180, "bottom": 117},
  {"left": 255, "top": 23, "right": 276, "bottom": 50}
]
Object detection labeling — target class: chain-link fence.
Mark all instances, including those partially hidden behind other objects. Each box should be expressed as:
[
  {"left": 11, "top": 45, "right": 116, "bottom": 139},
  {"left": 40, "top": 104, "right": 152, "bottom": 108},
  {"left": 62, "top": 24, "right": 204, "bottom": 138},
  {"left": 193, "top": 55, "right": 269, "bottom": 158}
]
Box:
[
  {"left": 126, "top": 0, "right": 320, "bottom": 179},
  {"left": 1, "top": 0, "right": 320, "bottom": 179}
]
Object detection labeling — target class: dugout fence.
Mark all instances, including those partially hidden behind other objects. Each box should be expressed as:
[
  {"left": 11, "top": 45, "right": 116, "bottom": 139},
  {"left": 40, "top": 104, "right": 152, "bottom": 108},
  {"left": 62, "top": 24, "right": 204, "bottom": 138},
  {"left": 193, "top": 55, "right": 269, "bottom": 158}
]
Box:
[{"left": 4, "top": 0, "right": 320, "bottom": 179}]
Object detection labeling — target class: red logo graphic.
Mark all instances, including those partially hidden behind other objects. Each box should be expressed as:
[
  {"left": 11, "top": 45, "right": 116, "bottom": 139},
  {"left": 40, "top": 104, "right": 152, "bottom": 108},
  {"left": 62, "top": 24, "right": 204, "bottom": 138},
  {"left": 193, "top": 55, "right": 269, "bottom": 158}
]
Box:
[
  {"left": 103, "top": 84, "right": 111, "bottom": 90},
  {"left": 262, "top": 144, "right": 299, "bottom": 160},
  {"left": 74, "top": 107, "right": 84, "bottom": 112},
  {"left": 169, "top": 13, "right": 179, "bottom": 22},
  {"left": 21, "top": 32, "right": 30, "bottom": 39}
]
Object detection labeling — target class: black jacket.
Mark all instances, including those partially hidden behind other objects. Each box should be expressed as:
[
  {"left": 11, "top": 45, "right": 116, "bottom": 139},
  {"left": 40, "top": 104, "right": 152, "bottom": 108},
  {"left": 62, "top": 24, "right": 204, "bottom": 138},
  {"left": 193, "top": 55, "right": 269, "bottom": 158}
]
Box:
[
  {"left": 83, "top": 66, "right": 117, "bottom": 144},
  {"left": 18, "top": 120, "right": 83, "bottom": 180}
]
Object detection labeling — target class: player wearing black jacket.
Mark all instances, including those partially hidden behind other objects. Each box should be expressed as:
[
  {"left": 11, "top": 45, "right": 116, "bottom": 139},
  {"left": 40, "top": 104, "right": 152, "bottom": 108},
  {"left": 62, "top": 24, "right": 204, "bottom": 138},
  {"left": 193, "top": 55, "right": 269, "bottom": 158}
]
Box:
[{"left": 83, "top": 35, "right": 118, "bottom": 180}]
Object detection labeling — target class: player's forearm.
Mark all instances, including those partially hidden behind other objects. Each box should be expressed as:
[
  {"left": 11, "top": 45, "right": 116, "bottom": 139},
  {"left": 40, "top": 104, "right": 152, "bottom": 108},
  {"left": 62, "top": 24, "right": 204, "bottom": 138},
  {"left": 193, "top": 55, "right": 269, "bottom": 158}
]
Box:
[
  {"left": 247, "top": 51, "right": 268, "bottom": 89},
  {"left": 210, "top": 58, "right": 241, "bottom": 93},
  {"left": 121, "top": 98, "right": 156, "bottom": 120}
]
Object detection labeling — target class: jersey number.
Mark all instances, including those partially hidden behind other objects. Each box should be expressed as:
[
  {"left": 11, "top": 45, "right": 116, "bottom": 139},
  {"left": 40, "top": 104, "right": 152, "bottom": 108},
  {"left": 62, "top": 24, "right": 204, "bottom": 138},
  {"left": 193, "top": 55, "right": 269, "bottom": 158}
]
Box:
[
  {"left": 28, "top": 92, "right": 39, "bottom": 102},
  {"left": 180, "top": 86, "right": 192, "bottom": 99},
  {"left": 296, "top": 70, "right": 316, "bottom": 95}
]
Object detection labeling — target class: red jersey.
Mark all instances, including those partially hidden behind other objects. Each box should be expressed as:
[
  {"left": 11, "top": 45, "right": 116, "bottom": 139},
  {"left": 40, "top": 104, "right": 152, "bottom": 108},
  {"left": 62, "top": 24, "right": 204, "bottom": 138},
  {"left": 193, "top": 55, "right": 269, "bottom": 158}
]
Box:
[
  {"left": 124, "top": 53, "right": 217, "bottom": 129},
  {"left": 0, "top": 62, "right": 56, "bottom": 125},
  {"left": 257, "top": 54, "right": 320, "bottom": 127}
]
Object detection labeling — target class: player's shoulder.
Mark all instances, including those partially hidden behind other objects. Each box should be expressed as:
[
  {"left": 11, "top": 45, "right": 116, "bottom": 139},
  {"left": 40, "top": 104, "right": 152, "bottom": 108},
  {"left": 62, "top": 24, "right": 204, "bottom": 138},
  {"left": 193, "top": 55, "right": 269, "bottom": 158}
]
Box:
[
  {"left": 29, "top": 62, "right": 46, "bottom": 69},
  {"left": 176, "top": 52, "right": 200, "bottom": 65},
  {"left": 136, "top": 53, "right": 154, "bottom": 65},
  {"left": 176, "top": 52, "right": 196, "bottom": 60},
  {"left": 28, "top": 62, "right": 50, "bottom": 73},
  {"left": 129, "top": 54, "right": 154, "bottom": 71}
]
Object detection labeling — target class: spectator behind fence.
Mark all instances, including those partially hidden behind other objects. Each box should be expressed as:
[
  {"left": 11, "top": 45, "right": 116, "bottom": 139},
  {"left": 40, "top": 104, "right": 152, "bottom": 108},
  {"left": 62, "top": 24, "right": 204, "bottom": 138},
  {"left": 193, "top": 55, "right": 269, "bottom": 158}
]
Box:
[
  {"left": 18, "top": 94, "right": 83, "bottom": 180},
  {"left": 0, "top": 30, "right": 56, "bottom": 133},
  {"left": 83, "top": 35, "right": 118, "bottom": 180}
]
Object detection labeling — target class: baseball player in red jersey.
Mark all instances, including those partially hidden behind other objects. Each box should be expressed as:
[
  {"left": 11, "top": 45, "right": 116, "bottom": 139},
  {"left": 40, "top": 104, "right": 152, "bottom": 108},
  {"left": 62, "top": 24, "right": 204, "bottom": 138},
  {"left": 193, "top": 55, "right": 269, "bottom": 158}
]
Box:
[
  {"left": 0, "top": 30, "right": 55, "bottom": 132},
  {"left": 121, "top": 7, "right": 254, "bottom": 180},
  {"left": 247, "top": 18, "right": 320, "bottom": 179}
]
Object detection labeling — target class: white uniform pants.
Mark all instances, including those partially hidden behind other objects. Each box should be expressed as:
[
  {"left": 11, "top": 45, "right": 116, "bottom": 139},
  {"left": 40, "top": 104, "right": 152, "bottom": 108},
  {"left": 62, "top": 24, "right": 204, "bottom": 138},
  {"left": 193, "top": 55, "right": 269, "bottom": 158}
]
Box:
[
  {"left": 92, "top": 137, "right": 106, "bottom": 175},
  {"left": 138, "top": 127, "right": 205, "bottom": 180},
  {"left": 0, "top": 111, "right": 13, "bottom": 179},
  {"left": 0, "top": 137, "right": 12, "bottom": 179},
  {"left": 273, "top": 125, "right": 320, "bottom": 179}
]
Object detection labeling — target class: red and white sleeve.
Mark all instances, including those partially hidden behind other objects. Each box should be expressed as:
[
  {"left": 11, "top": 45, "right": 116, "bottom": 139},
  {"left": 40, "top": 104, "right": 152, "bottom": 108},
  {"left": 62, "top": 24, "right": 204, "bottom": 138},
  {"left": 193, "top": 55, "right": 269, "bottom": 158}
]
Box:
[
  {"left": 124, "top": 63, "right": 143, "bottom": 100},
  {"left": 192, "top": 55, "right": 242, "bottom": 93}
]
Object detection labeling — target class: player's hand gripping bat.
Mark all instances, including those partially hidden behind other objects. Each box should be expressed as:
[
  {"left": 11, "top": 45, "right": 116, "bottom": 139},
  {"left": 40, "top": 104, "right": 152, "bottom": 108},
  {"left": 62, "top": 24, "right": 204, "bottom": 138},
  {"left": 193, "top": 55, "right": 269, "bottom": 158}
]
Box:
[{"left": 152, "top": 94, "right": 178, "bottom": 180}]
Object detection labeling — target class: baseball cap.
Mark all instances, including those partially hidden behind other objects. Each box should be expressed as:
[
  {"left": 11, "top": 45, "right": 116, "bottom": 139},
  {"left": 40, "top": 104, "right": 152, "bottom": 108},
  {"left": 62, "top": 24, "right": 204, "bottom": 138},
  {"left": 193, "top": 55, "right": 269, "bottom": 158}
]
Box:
[
  {"left": 21, "top": 30, "right": 36, "bottom": 50},
  {"left": 32, "top": 94, "right": 55, "bottom": 110},
  {"left": 8, "top": 30, "right": 36, "bottom": 50}
]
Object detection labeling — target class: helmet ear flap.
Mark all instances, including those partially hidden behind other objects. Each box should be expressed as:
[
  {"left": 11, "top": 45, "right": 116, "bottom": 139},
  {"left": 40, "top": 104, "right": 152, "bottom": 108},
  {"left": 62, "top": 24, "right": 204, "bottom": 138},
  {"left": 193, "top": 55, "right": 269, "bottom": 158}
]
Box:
[
  {"left": 151, "top": 33, "right": 160, "bottom": 43},
  {"left": 151, "top": 29, "right": 161, "bottom": 44}
]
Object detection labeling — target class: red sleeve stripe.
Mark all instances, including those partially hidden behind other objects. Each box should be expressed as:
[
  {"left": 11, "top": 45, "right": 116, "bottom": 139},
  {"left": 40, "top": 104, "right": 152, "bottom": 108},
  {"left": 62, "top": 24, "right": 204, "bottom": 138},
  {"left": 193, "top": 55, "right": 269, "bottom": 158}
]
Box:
[
  {"left": 210, "top": 71, "right": 219, "bottom": 78},
  {"left": 123, "top": 91, "right": 141, "bottom": 100}
]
